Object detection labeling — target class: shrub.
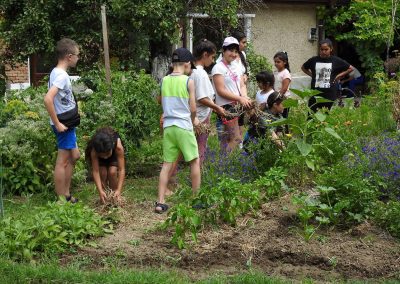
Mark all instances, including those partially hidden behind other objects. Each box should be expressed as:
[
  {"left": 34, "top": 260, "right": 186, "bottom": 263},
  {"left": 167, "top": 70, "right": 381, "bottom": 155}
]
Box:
[
  {"left": 246, "top": 44, "right": 272, "bottom": 82},
  {"left": 244, "top": 136, "right": 281, "bottom": 175},
  {"left": 374, "top": 200, "right": 400, "bottom": 238},
  {"left": 165, "top": 167, "right": 287, "bottom": 248},
  {"left": 80, "top": 70, "right": 161, "bottom": 171},
  {"left": 0, "top": 87, "right": 56, "bottom": 194},
  {"left": 0, "top": 200, "right": 112, "bottom": 261},
  {"left": 316, "top": 161, "right": 379, "bottom": 224}
]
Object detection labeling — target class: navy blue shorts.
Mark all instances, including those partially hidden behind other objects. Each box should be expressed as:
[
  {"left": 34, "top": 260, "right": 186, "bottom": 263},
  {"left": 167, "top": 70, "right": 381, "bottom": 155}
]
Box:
[{"left": 51, "top": 126, "right": 78, "bottom": 150}]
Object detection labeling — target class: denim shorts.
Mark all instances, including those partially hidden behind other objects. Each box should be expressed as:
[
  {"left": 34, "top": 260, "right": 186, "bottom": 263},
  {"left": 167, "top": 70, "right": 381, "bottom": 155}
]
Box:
[{"left": 51, "top": 125, "right": 78, "bottom": 150}]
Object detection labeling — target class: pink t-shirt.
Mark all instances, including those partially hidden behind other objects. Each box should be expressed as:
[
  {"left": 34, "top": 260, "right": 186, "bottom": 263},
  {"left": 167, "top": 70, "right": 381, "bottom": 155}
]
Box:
[{"left": 274, "top": 68, "right": 292, "bottom": 98}]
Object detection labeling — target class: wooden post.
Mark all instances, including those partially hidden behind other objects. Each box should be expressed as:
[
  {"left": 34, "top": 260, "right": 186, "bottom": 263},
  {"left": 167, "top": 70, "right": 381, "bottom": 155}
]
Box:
[{"left": 101, "top": 5, "right": 112, "bottom": 96}]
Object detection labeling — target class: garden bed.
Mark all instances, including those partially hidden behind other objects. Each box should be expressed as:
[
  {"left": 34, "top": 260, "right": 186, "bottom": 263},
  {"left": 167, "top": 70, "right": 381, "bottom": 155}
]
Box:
[{"left": 59, "top": 181, "right": 400, "bottom": 282}]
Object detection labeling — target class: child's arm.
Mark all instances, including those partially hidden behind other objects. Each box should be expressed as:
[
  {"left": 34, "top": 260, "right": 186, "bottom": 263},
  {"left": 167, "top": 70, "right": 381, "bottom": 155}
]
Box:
[
  {"left": 240, "top": 75, "right": 248, "bottom": 98},
  {"left": 198, "top": 97, "right": 225, "bottom": 117},
  {"left": 90, "top": 150, "right": 108, "bottom": 204},
  {"left": 271, "top": 130, "right": 285, "bottom": 150},
  {"left": 279, "top": 78, "right": 291, "bottom": 96},
  {"left": 113, "top": 140, "right": 125, "bottom": 200},
  {"left": 335, "top": 65, "right": 354, "bottom": 83},
  {"left": 44, "top": 86, "right": 68, "bottom": 132},
  {"left": 213, "top": 74, "right": 252, "bottom": 108},
  {"left": 188, "top": 79, "right": 198, "bottom": 126}
]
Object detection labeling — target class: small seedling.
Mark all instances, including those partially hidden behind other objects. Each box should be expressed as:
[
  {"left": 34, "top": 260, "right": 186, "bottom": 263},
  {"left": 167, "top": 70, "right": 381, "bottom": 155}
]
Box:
[{"left": 128, "top": 239, "right": 140, "bottom": 247}]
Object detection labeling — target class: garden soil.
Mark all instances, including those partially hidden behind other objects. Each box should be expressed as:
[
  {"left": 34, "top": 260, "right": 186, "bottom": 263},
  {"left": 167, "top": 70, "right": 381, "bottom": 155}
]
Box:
[{"left": 60, "top": 189, "right": 400, "bottom": 283}]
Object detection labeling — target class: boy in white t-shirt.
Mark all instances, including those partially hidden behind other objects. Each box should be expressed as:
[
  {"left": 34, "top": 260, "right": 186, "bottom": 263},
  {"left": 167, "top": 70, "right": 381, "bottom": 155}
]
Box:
[
  {"left": 44, "top": 38, "right": 80, "bottom": 202},
  {"left": 191, "top": 39, "right": 225, "bottom": 164}
]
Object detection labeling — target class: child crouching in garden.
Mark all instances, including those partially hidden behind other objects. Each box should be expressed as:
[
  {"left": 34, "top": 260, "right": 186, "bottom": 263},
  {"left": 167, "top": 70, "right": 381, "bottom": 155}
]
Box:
[
  {"left": 244, "top": 90, "right": 285, "bottom": 150},
  {"left": 85, "top": 127, "right": 125, "bottom": 204}
]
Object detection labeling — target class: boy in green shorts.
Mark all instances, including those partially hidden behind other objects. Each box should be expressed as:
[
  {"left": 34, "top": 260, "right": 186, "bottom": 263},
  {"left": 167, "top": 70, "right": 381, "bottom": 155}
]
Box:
[{"left": 155, "top": 48, "right": 200, "bottom": 213}]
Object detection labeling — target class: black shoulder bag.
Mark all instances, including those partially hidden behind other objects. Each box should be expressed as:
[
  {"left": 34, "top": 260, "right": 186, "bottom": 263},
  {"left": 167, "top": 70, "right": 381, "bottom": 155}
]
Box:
[{"left": 56, "top": 94, "right": 81, "bottom": 128}]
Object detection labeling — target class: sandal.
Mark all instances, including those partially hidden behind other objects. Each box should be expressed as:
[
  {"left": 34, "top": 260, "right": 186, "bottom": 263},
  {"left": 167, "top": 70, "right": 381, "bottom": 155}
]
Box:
[{"left": 154, "top": 202, "right": 169, "bottom": 214}]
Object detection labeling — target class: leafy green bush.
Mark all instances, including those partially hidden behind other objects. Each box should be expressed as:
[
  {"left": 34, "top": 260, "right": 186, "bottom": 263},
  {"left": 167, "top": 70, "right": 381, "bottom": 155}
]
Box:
[
  {"left": 316, "top": 161, "right": 379, "bottom": 223},
  {"left": 0, "top": 200, "right": 112, "bottom": 261},
  {"left": 0, "top": 87, "right": 56, "bottom": 194},
  {"left": 80, "top": 70, "right": 161, "bottom": 169},
  {"left": 254, "top": 166, "right": 288, "bottom": 201},
  {"left": 246, "top": 44, "right": 273, "bottom": 82},
  {"left": 165, "top": 167, "right": 287, "bottom": 248},
  {"left": 244, "top": 136, "right": 281, "bottom": 175},
  {"left": 374, "top": 201, "right": 400, "bottom": 238}
]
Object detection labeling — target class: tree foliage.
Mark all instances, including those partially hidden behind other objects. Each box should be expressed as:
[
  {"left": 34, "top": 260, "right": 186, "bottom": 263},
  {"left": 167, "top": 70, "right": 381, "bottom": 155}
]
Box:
[
  {"left": 0, "top": 0, "right": 252, "bottom": 70},
  {"left": 324, "top": 0, "right": 400, "bottom": 77}
]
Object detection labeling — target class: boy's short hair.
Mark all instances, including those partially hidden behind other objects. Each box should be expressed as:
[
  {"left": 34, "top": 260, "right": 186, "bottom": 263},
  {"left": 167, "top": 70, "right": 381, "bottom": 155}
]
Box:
[{"left": 56, "top": 38, "right": 78, "bottom": 60}]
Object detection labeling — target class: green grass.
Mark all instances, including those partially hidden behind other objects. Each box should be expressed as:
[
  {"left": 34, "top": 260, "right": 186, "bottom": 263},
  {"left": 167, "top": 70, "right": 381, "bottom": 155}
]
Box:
[
  {"left": 0, "top": 258, "right": 291, "bottom": 284},
  {"left": 2, "top": 258, "right": 397, "bottom": 284}
]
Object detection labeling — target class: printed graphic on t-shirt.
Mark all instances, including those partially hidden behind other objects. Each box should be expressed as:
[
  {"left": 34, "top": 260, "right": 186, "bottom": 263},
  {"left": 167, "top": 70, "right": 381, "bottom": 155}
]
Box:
[
  {"left": 315, "top": 62, "right": 332, "bottom": 88},
  {"left": 60, "top": 89, "right": 73, "bottom": 105}
]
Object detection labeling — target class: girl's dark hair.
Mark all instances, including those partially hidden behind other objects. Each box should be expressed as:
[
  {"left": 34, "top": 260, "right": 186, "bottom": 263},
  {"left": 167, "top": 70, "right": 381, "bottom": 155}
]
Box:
[
  {"left": 256, "top": 71, "right": 275, "bottom": 87},
  {"left": 231, "top": 31, "right": 248, "bottom": 75},
  {"left": 193, "top": 39, "right": 217, "bottom": 60},
  {"left": 267, "top": 91, "right": 283, "bottom": 109},
  {"left": 274, "top": 51, "right": 291, "bottom": 72},
  {"left": 231, "top": 30, "right": 246, "bottom": 42},
  {"left": 319, "top": 38, "right": 333, "bottom": 48},
  {"left": 85, "top": 127, "right": 116, "bottom": 165},
  {"left": 222, "top": 44, "right": 240, "bottom": 53}
]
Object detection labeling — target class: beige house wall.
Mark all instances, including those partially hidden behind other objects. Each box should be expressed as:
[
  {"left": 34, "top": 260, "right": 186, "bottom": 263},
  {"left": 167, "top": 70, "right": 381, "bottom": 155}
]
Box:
[{"left": 251, "top": 3, "right": 320, "bottom": 75}]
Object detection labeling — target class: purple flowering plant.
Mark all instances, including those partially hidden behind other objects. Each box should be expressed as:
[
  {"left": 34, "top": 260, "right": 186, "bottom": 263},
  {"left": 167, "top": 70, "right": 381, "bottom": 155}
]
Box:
[{"left": 358, "top": 133, "right": 400, "bottom": 199}]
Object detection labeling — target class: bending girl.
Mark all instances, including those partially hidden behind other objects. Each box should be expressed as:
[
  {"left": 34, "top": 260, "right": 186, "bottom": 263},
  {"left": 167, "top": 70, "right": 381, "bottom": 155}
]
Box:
[{"left": 85, "top": 127, "right": 125, "bottom": 204}]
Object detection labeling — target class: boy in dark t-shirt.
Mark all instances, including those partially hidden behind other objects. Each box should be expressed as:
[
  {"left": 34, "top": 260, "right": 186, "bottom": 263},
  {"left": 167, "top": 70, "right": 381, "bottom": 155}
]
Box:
[{"left": 302, "top": 39, "right": 353, "bottom": 112}]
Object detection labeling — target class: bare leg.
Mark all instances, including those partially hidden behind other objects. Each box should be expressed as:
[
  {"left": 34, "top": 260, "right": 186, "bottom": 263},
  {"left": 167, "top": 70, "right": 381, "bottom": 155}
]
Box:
[
  {"left": 54, "top": 148, "right": 80, "bottom": 197},
  {"left": 99, "top": 166, "right": 108, "bottom": 189},
  {"left": 157, "top": 162, "right": 174, "bottom": 211},
  {"left": 63, "top": 148, "right": 80, "bottom": 196},
  {"left": 108, "top": 166, "right": 118, "bottom": 191},
  {"left": 189, "top": 158, "right": 201, "bottom": 194},
  {"left": 225, "top": 121, "right": 241, "bottom": 152}
]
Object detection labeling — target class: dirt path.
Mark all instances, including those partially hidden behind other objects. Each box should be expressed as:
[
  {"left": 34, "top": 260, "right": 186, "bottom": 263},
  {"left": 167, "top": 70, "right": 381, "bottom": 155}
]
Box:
[{"left": 60, "top": 189, "right": 400, "bottom": 282}]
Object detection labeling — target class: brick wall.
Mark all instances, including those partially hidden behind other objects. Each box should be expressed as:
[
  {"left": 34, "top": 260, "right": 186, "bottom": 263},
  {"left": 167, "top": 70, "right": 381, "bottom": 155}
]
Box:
[{"left": 5, "top": 62, "right": 29, "bottom": 84}]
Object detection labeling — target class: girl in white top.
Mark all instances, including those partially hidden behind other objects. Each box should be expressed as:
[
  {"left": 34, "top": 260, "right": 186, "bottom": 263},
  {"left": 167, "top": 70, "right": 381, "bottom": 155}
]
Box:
[
  {"left": 273, "top": 51, "right": 291, "bottom": 98},
  {"left": 212, "top": 36, "right": 252, "bottom": 152},
  {"left": 273, "top": 51, "right": 291, "bottom": 123}
]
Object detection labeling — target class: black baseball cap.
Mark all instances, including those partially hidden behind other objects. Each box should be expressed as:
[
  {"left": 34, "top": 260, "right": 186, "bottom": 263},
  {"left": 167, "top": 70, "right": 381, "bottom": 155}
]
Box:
[{"left": 172, "top": 48, "right": 196, "bottom": 69}]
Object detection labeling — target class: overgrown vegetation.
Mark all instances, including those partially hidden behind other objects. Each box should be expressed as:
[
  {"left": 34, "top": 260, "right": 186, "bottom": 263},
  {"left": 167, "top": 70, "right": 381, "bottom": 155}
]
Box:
[
  {"left": 323, "top": 1, "right": 399, "bottom": 77},
  {"left": 0, "top": 0, "right": 258, "bottom": 70},
  {"left": 0, "top": 200, "right": 112, "bottom": 261}
]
